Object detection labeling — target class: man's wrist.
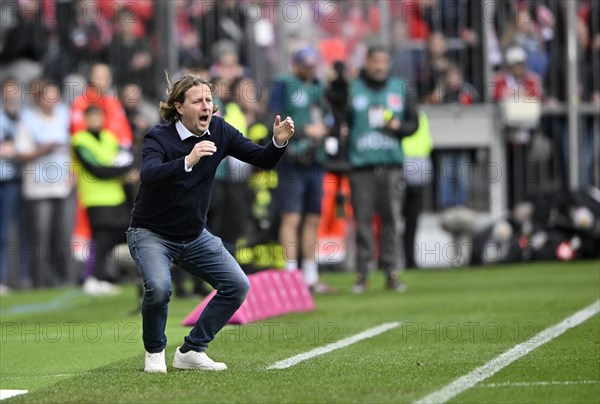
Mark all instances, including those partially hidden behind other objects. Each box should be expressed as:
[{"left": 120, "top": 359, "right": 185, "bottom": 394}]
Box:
[
  {"left": 184, "top": 156, "right": 193, "bottom": 172},
  {"left": 272, "top": 137, "right": 288, "bottom": 148}
]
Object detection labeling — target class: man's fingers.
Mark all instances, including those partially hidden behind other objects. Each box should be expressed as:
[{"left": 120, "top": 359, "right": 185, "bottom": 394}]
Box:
[
  {"left": 280, "top": 117, "right": 294, "bottom": 128},
  {"left": 274, "top": 115, "right": 281, "bottom": 126},
  {"left": 194, "top": 141, "right": 217, "bottom": 154}
]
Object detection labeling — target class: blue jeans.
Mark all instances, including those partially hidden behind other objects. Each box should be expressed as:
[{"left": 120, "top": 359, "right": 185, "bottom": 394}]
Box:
[
  {"left": 127, "top": 227, "right": 250, "bottom": 353},
  {"left": 439, "top": 150, "right": 471, "bottom": 209},
  {"left": 0, "top": 181, "right": 27, "bottom": 284}
]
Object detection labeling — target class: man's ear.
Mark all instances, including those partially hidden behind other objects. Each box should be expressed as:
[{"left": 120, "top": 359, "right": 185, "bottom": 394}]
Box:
[{"left": 175, "top": 102, "right": 183, "bottom": 116}]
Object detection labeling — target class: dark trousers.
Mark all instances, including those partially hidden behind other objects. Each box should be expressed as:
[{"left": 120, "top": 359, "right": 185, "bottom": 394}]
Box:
[
  {"left": 349, "top": 166, "right": 405, "bottom": 280},
  {"left": 87, "top": 203, "right": 130, "bottom": 281},
  {"left": 25, "top": 191, "right": 76, "bottom": 287},
  {"left": 207, "top": 180, "right": 251, "bottom": 252},
  {"left": 507, "top": 143, "right": 529, "bottom": 208},
  {"left": 403, "top": 184, "right": 425, "bottom": 269}
]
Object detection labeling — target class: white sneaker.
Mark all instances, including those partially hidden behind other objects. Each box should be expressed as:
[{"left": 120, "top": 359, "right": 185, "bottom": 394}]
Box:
[
  {"left": 172, "top": 347, "right": 227, "bottom": 371},
  {"left": 0, "top": 283, "right": 11, "bottom": 296},
  {"left": 145, "top": 350, "right": 167, "bottom": 373},
  {"left": 83, "top": 277, "right": 121, "bottom": 296},
  {"left": 96, "top": 279, "right": 121, "bottom": 295}
]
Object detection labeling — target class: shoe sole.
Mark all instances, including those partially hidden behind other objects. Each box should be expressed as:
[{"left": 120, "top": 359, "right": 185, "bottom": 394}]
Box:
[
  {"left": 144, "top": 368, "right": 167, "bottom": 373},
  {"left": 172, "top": 359, "right": 227, "bottom": 371}
]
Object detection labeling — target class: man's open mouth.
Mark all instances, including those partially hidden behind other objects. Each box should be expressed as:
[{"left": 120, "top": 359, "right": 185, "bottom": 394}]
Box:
[{"left": 199, "top": 115, "right": 209, "bottom": 123}]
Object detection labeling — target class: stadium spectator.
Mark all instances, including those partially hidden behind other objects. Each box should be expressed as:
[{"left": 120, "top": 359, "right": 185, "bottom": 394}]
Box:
[
  {"left": 537, "top": 0, "right": 568, "bottom": 194},
  {"left": 493, "top": 45, "right": 544, "bottom": 208},
  {"left": 420, "top": 0, "right": 461, "bottom": 38},
  {"left": 120, "top": 83, "right": 158, "bottom": 147},
  {"left": 245, "top": 0, "right": 278, "bottom": 89},
  {"left": 70, "top": 63, "right": 133, "bottom": 147},
  {"left": 119, "top": 83, "right": 158, "bottom": 205},
  {"left": 96, "top": 0, "right": 154, "bottom": 37},
  {"left": 390, "top": 21, "right": 417, "bottom": 86},
  {"left": 341, "top": 0, "right": 380, "bottom": 75},
  {"left": 269, "top": 46, "right": 333, "bottom": 293},
  {"left": 72, "top": 105, "right": 135, "bottom": 295},
  {"left": 0, "top": 0, "right": 49, "bottom": 84},
  {"left": 586, "top": 0, "right": 600, "bottom": 105},
  {"left": 346, "top": 45, "right": 419, "bottom": 293},
  {"left": 193, "top": 0, "right": 249, "bottom": 66},
  {"left": 579, "top": 0, "right": 599, "bottom": 188},
  {"left": 500, "top": 6, "right": 550, "bottom": 78},
  {"left": 207, "top": 78, "right": 256, "bottom": 255},
  {"left": 0, "top": 78, "right": 26, "bottom": 294},
  {"left": 420, "top": 0, "right": 484, "bottom": 95},
  {"left": 15, "top": 79, "right": 76, "bottom": 287},
  {"left": 175, "top": 0, "right": 203, "bottom": 68},
  {"left": 492, "top": 46, "right": 543, "bottom": 103},
  {"left": 209, "top": 40, "right": 249, "bottom": 89},
  {"left": 417, "top": 32, "right": 452, "bottom": 102},
  {"left": 428, "top": 64, "right": 479, "bottom": 210},
  {"left": 70, "top": 63, "right": 134, "bottom": 265},
  {"left": 402, "top": 0, "right": 435, "bottom": 41},
  {"left": 126, "top": 73, "right": 293, "bottom": 373},
  {"left": 457, "top": 0, "right": 484, "bottom": 94},
  {"left": 429, "top": 63, "right": 478, "bottom": 105},
  {"left": 277, "top": 1, "right": 321, "bottom": 70},
  {"left": 107, "top": 9, "right": 154, "bottom": 99},
  {"left": 543, "top": 0, "right": 568, "bottom": 103},
  {"left": 543, "top": 0, "right": 596, "bottom": 190},
  {"left": 394, "top": 0, "right": 483, "bottom": 92},
  {"left": 55, "top": 0, "right": 112, "bottom": 79},
  {"left": 402, "top": 111, "right": 434, "bottom": 269}
]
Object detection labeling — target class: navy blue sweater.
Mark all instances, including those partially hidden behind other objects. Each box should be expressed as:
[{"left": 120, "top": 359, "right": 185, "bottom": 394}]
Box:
[{"left": 130, "top": 116, "right": 286, "bottom": 240}]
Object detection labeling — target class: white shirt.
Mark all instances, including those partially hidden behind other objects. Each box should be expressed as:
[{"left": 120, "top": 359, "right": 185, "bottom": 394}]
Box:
[
  {"left": 176, "top": 120, "right": 210, "bottom": 141},
  {"left": 176, "top": 120, "right": 209, "bottom": 172},
  {"left": 15, "top": 105, "right": 73, "bottom": 200}
]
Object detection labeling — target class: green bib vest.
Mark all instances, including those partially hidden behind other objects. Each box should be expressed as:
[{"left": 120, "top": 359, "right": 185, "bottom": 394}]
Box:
[
  {"left": 71, "top": 129, "right": 126, "bottom": 207},
  {"left": 348, "top": 76, "right": 407, "bottom": 167},
  {"left": 276, "top": 74, "right": 325, "bottom": 159}
]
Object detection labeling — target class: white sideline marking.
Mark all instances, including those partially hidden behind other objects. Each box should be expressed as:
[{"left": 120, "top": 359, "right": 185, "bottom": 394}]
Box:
[
  {"left": 480, "top": 380, "right": 599, "bottom": 388},
  {"left": 416, "top": 299, "right": 600, "bottom": 404},
  {"left": 0, "top": 390, "right": 28, "bottom": 400},
  {"left": 1, "top": 373, "right": 90, "bottom": 380},
  {"left": 267, "top": 322, "right": 400, "bottom": 370}
]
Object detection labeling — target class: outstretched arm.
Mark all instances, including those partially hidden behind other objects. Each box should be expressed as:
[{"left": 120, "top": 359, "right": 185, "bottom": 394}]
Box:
[{"left": 227, "top": 116, "right": 294, "bottom": 169}]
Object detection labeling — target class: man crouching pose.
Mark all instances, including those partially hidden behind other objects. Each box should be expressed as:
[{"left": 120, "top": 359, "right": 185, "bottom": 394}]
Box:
[{"left": 127, "top": 73, "right": 294, "bottom": 372}]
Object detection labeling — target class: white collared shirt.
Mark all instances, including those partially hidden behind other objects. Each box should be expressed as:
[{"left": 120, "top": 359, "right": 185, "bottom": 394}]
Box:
[
  {"left": 176, "top": 120, "right": 210, "bottom": 171},
  {"left": 176, "top": 120, "right": 210, "bottom": 141}
]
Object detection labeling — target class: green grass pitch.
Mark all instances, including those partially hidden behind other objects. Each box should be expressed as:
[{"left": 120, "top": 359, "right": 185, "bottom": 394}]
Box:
[{"left": 1, "top": 260, "right": 599, "bottom": 403}]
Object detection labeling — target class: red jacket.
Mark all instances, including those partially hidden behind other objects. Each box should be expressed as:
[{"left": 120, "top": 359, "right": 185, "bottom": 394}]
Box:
[
  {"left": 492, "top": 71, "right": 544, "bottom": 103},
  {"left": 70, "top": 87, "right": 133, "bottom": 147}
]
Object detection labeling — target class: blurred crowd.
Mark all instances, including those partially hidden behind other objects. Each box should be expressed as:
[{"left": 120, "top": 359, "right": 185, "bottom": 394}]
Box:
[{"left": 1, "top": 0, "right": 599, "bottom": 296}]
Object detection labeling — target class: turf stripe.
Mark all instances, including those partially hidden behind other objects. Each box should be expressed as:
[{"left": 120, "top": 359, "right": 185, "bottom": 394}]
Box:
[
  {"left": 480, "top": 380, "right": 599, "bottom": 388},
  {"left": 1, "top": 373, "right": 91, "bottom": 380},
  {"left": 267, "top": 322, "right": 400, "bottom": 370},
  {"left": 0, "top": 390, "right": 28, "bottom": 400},
  {"left": 416, "top": 299, "right": 600, "bottom": 404},
  {"left": 1, "top": 290, "right": 83, "bottom": 316}
]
